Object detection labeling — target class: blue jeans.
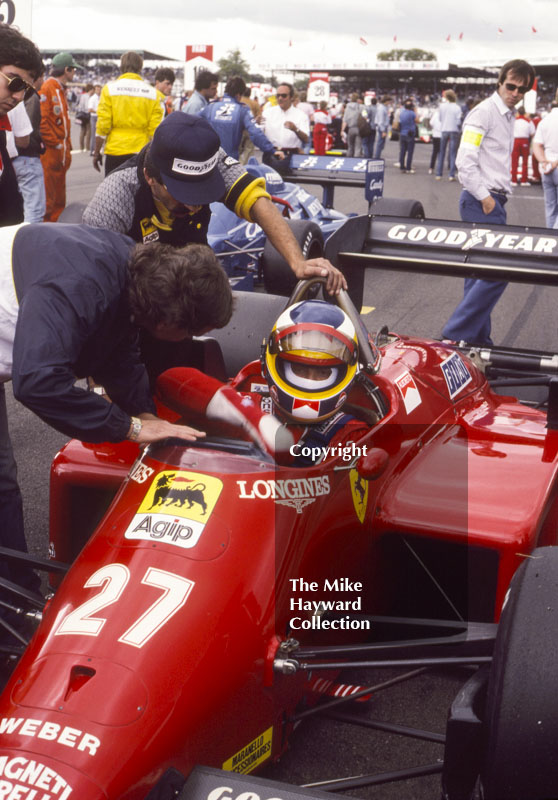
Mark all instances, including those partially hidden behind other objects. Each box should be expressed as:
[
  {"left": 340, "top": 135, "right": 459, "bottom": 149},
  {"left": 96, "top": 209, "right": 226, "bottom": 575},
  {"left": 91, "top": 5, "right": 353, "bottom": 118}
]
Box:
[
  {"left": 90, "top": 114, "right": 98, "bottom": 155},
  {"left": 12, "top": 156, "right": 46, "bottom": 223},
  {"left": 373, "top": 133, "right": 387, "bottom": 159},
  {"left": 541, "top": 169, "right": 558, "bottom": 228},
  {"left": 361, "top": 130, "right": 376, "bottom": 158},
  {"left": 442, "top": 190, "right": 508, "bottom": 345},
  {"left": 437, "top": 131, "right": 459, "bottom": 178},
  {"left": 399, "top": 133, "right": 415, "bottom": 171}
]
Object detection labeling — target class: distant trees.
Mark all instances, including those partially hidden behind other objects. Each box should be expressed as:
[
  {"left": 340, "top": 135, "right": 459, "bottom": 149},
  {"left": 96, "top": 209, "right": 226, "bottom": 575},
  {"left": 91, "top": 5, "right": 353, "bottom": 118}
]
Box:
[
  {"left": 376, "top": 48, "right": 437, "bottom": 61},
  {"left": 217, "top": 49, "right": 250, "bottom": 81}
]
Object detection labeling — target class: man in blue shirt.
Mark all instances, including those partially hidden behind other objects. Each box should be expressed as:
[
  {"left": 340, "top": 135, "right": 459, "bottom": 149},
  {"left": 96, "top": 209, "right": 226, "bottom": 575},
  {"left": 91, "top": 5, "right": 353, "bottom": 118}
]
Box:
[
  {"left": 181, "top": 71, "right": 219, "bottom": 115},
  {"left": 373, "top": 97, "right": 390, "bottom": 159},
  {"left": 201, "top": 76, "right": 279, "bottom": 161}
]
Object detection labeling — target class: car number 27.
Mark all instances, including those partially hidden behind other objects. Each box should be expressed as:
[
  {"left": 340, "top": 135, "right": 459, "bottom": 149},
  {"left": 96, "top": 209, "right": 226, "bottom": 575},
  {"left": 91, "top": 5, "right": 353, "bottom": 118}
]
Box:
[{"left": 54, "top": 563, "right": 194, "bottom": 648}]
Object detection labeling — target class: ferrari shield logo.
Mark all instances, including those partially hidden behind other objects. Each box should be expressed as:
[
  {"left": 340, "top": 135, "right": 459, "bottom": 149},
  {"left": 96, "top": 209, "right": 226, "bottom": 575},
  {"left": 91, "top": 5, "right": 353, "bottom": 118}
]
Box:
[
  {"left": 349, "top": 469, "right": 368, "bottom": 524},
  {"left": 125, "top": 470, "right": 223, "bottom": 549}
]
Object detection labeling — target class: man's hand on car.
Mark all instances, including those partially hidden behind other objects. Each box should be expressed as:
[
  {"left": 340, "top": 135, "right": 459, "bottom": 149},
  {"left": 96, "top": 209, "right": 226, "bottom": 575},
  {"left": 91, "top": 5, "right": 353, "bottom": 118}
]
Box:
[{"left": 292, "top": 257, "right": 347, "bottom": 295}]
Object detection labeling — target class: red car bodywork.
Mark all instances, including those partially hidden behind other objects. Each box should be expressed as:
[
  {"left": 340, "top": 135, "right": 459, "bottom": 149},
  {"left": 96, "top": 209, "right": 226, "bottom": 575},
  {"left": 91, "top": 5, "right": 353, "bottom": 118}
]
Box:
[{"left": 0, "top": 332, "right": 556, "bottom": 798}]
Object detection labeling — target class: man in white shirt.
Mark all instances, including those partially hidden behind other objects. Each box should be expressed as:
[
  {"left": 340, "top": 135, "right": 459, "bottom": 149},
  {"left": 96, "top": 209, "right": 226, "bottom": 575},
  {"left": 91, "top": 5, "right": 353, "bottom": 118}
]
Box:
[
  {"left": 7, "top": 102, "right": 32, "bottom": 158},
  {"left": 511, "top": 108, "right": 535, "bottom": 186},
  {"left": 9, "top": 80, "right": 46, "bottom": 223},
  {"left": 88, "top": 84, "right": 101, "bottom": 155},
  {"left": 442, "top": 59, "right": 536, "bottom": 346},
  {"left": 533, "top": 103, "right": 558, "bottom": 227},
  {"left": 262, "top": 83, "right": 309, "bottom": 172},
  {"left": 296, "top": 90, "right": 314, "bottom": 153}
]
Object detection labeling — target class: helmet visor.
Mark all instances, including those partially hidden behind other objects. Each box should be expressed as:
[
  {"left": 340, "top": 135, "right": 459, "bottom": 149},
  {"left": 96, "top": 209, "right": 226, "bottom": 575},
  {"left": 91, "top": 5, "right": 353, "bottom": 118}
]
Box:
[
  {"left": 283, "top": 360, "right": 341, "bottom": 391},
  {"left": 271, "top": 324, "right": 356, "bottom": 366}
]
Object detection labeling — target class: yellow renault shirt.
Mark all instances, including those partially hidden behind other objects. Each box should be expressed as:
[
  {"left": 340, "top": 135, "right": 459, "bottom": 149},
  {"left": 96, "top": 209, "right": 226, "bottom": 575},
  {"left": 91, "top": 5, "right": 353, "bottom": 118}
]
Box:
[{"left": 96, "top": 72, "right": 163, "bottom": 156}]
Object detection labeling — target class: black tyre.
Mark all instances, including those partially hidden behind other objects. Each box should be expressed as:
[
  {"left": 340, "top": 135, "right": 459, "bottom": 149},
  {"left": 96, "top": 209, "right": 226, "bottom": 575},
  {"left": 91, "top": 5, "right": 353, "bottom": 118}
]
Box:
[
  {"left": 369, "top": 196, "right": 425, "bottom": 218},
  {"left": 482, "top": 547, "right": 558, "bottom": 799},
  {"left": 261, "top": 219, "right": 324, "bottom": 296}
]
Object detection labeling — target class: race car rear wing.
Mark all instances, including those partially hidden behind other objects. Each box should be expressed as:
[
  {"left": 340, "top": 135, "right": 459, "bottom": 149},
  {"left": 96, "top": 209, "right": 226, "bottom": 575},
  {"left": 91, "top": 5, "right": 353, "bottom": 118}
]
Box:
[
  {"left": 324, "top": 214, "right": 558, "bottom": 422},
  {"left": 286, "top": 155, "right": 384, "bottom": 208},
  {"left": 324, "top": 214, "right": 558, "bottom": 310}
]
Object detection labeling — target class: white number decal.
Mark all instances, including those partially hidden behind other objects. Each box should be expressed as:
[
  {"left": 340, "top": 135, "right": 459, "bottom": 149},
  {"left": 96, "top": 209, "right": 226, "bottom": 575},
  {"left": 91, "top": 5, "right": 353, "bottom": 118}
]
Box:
[
  {"left": 244, "top": 222, "right": 260, "bottom": 238},
  {"left": 55, "top": 564, "right": 194, "bottom": 648},
  {"left": 118, "top": 568, "right": 194, "bottom": 648},
  {"left": 55, "top": 563, "right": 130, "bottom": 637}
]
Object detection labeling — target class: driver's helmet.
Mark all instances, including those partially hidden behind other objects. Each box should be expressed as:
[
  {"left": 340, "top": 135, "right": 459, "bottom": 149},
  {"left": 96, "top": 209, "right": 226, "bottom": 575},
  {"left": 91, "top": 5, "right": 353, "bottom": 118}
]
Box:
[{"left": 263, "top": 300, "right": 359, "bottom": 422}]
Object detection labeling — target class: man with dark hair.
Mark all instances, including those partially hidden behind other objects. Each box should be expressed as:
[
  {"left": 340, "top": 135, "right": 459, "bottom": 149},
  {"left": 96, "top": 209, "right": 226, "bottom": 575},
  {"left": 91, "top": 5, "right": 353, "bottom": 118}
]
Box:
[
  {"left": 93, "top": 51, "right": 163, "bottom": 176},
  {"left": 155, "top": 68, "right": 175, "bottom": 97},
  {"left": 442, "top": 58, "right": 536, "bottom": 345},
  {"left": 128, "top": 241, "right": 232, "bottom": 337},
  {"left": 0, "top": 25, "right": 42, "bottom": 225},
  {"left": 0, "top": 20, "right": 39, "bottom": 225},
  {"left": 39, "top": 51, "right": 80, "bottom": 221},
  {"left": 155, "top": 67, "right": 175, "bottom": 117},
  {"left": 83, "top": 113, "right": 345, "bottom": 294},
  {"left": 181, "top": 70, "right": 219, "bottom": 115},
  {"left": 0, "top": 23, "right": 43, "bottom": 601},
  {"left": 200, "top": 75, "right": 278, "bottom": 160},
  {"left": 0, "top": 222, "right": 233, "bottom": 595},
  {"left": 12, "top": 70, "right": 46, "bottom": 223}
]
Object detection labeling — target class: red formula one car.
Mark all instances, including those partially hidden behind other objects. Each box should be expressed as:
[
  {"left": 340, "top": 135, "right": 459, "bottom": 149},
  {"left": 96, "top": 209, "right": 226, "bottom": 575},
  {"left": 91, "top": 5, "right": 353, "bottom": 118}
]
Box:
[{"left": 1, "top": 256, "right": 558, "bottom": 799}]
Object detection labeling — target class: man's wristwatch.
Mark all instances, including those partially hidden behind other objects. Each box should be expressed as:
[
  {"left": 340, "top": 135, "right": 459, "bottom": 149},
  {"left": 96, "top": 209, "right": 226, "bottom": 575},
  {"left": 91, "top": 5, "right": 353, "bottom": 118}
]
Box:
[{"left": 127, "top": 416, "right": 142, "bottom": 441}]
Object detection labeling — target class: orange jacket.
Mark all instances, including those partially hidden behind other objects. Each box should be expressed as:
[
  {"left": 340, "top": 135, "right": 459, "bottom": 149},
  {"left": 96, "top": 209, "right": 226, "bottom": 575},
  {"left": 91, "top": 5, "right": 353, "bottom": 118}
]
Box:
[{"left": 39, "top": 77, "right": 72, "bottom": 162}]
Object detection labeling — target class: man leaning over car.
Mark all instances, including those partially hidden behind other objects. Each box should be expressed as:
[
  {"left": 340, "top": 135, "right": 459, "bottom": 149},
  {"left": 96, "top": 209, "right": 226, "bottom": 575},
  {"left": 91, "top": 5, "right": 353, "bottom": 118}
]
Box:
[
  {"left": 0, "top": 222, "right": 232, "bottom": 597},
  {"left": 83, "top": 113, "right": 345, "bottom": 296}
]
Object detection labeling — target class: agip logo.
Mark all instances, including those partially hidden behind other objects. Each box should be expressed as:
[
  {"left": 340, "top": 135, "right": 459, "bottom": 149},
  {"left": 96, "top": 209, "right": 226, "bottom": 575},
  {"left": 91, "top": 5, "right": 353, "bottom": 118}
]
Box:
[{"left": 125, "top": 470, "right": 223, "bottom": 549}]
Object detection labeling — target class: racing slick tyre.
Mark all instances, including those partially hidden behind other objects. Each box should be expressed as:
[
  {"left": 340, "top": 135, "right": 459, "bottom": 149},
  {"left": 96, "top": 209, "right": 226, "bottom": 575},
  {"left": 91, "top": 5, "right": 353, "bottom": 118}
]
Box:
[
  {"left": 482, "top": 547, "right": 558, "bottom": 799},
  {"left": 261, "top": 219, "right": 324, "bottom": 296},
  {"left": 369, "top": 197, "right": 425, "bottom": 218}
]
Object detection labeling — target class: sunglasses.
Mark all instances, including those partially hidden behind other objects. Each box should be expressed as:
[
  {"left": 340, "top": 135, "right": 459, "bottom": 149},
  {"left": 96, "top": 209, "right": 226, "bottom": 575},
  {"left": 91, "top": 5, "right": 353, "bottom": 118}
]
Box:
[
  {"left": 276, "top": 93, "right": 290, "bottom": 98},
  {"left": 0, "top": 70, "right": 35, "bottom": 98},
  {"left": 504, "top": 82, "right": 528, "bottom": 94}
]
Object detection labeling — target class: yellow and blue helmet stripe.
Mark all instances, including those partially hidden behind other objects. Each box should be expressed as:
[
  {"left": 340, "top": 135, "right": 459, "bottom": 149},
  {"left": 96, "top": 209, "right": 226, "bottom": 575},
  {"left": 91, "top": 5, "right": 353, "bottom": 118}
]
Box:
[{"left": 264, "top": 300, "right": 359, "bottom": 422}]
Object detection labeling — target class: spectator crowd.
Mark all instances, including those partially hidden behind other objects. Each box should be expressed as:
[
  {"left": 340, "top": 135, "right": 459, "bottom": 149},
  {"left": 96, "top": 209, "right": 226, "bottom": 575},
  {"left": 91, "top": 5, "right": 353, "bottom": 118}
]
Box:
[{"left": 3, "top": 42, "right": 557, "bottom": 226}]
